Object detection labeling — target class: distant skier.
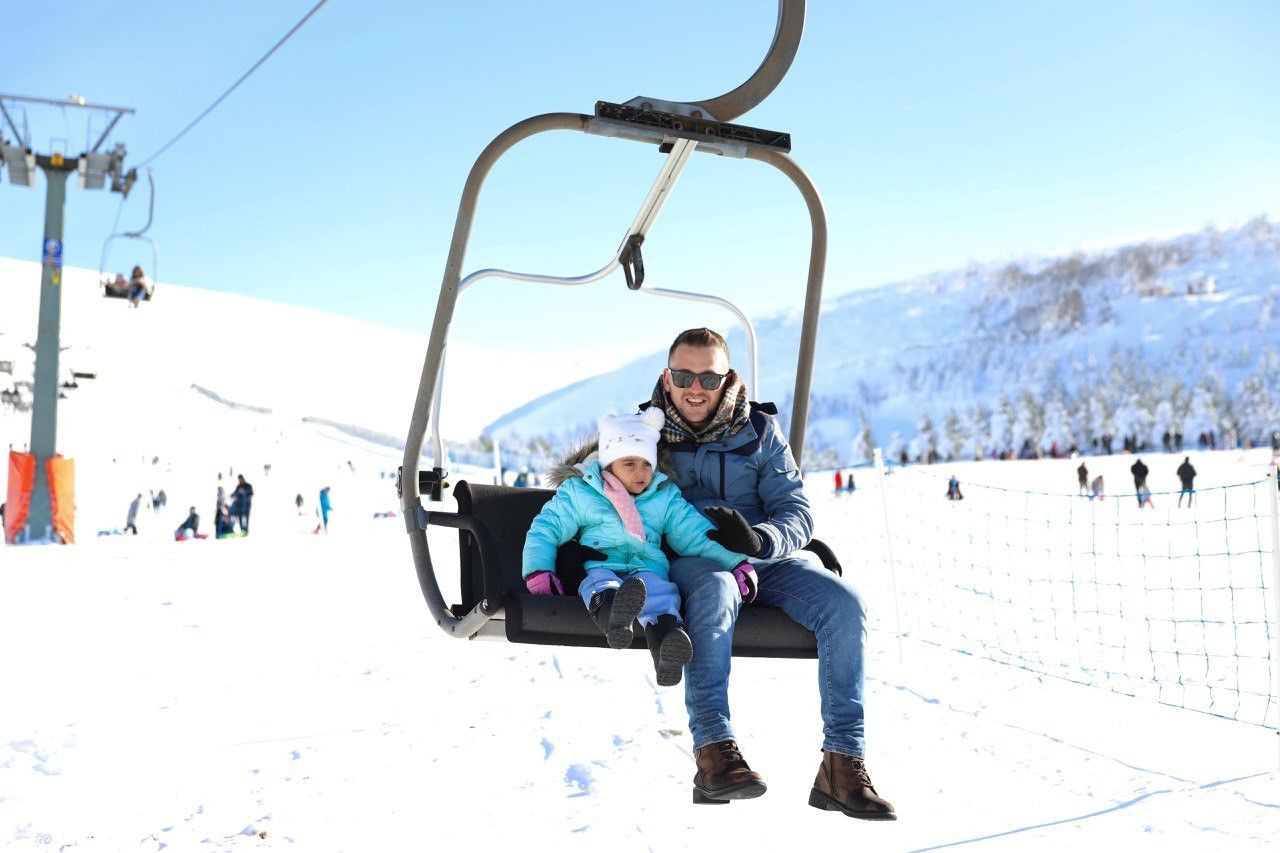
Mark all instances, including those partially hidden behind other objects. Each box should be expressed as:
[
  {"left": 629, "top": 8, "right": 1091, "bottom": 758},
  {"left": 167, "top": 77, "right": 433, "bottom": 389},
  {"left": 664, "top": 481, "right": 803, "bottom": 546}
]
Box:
[
  {"left": 1077, "top": 462, "right": 1089, "bottom": 496},
  {"left": 1176, "top": 456, "right": 1197, "bottom": 507},
  {"left": 833, "top": 470, "right": 843, "bottom": 493},
  {"left": 945, "top": 475, "right": 964, "bottom": 501},
  {"left": 1089, "top": 474, "right": 1105, "bottom": 501},
  {"left": 318, "top": 486, "right": 333, "bottom": 533},
  {"left": 845, "top": 471, "right": 856, "bottom": 493}
]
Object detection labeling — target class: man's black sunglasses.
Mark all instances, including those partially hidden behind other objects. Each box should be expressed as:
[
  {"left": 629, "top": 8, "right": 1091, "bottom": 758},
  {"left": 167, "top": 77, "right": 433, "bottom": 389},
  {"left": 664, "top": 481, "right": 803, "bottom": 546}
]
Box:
[{"left": 668, "top": 368, "right": 728, "bottom": 390}]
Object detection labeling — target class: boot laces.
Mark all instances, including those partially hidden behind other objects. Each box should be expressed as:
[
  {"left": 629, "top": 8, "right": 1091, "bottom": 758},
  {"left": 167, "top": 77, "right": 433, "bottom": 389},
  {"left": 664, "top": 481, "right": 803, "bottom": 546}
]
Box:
[
  {"left": 714, "top": 741, "right": 745, "bottom": 765},
  {"left": 838, "top": 754, "right": 873, "bottom": 787}
]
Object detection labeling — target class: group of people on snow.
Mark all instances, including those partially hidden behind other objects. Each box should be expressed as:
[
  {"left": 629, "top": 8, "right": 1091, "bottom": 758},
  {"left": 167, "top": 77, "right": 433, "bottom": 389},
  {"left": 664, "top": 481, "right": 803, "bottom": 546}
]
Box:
[{"left": 1074, "top": 456, "right": 1199, "bottom": 507}]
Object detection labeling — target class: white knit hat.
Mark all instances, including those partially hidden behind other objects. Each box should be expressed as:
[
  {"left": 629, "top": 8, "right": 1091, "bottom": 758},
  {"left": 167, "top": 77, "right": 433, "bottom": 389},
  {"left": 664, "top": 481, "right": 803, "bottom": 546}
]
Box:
[{"left": 598, "top": 408, "right": 665, "bottom": 469}]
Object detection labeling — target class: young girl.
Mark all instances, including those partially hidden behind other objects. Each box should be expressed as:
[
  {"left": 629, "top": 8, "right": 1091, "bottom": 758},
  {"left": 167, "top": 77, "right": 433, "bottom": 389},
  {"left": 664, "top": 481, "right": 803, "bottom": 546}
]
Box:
[{"left": 522, "top": 408, "right": 757, "bottom": 687}]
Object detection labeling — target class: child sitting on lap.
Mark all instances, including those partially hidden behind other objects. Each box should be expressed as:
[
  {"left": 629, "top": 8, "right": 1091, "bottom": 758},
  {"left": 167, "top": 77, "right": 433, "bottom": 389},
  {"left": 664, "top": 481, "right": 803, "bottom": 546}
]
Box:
[{"left": 522, "top": 409, "right": 757, "bottom": 687}]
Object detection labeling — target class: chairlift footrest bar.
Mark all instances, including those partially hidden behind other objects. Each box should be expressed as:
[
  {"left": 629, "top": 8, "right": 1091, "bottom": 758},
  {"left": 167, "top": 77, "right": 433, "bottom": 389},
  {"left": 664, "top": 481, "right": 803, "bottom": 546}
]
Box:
[{"left": 594, "top": 101, "right": 791, "bottom": 153}]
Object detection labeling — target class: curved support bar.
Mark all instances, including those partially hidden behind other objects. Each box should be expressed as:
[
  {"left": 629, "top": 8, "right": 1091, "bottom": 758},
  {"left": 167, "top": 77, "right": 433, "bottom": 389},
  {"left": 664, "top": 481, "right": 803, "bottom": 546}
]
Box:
[
  {"left": 692, "top": 0, "right": 805, "bottom": 122},
  {"left": 403, "top": 113, "right": 590, "bottom": 634},
  {"left": 742, "top": 147, "right": 827, "bottom": 463}
]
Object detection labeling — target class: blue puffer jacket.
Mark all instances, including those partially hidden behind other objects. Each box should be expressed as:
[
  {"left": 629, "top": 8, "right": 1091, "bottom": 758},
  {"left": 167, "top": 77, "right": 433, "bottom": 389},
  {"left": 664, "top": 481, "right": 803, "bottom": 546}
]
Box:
[
  {"left": 653, "top": 402, "right": 813, "bottom": 560},
  {"left": 522, "top": 460, "right": 746, "bottom": 581}
]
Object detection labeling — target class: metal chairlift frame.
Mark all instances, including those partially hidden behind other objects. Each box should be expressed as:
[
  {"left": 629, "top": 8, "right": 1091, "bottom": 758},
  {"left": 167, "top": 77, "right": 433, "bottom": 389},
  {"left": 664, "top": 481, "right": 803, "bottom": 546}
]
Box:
[
  {"left": 401, "top": 0, "right": 829, "bottom": 655},
  {"left": 99, "top": 168, "right": 158, "bottom": 299}
]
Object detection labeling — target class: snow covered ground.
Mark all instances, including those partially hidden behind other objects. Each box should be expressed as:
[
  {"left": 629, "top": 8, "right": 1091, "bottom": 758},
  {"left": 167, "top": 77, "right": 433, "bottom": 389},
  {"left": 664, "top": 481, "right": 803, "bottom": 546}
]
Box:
[{"left": 3, "top": 455, "right": 1279, "bottom": 850}]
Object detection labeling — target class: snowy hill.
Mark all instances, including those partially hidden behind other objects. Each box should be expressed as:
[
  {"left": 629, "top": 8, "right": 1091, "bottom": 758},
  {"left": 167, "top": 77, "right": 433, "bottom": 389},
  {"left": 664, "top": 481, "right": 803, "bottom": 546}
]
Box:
[{"left": 487, "top": 216, "right": 1280, "bottom": 465}]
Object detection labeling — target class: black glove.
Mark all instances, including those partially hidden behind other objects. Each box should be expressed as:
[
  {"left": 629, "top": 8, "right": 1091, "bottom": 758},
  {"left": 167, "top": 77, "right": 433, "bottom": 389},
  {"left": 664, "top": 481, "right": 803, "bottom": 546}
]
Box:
[
  {"left": 554, "top": 540, "right": 607, "bottom": 592},
  {"left": 704, "top": 506, "right": 764, "bottom": 557}
]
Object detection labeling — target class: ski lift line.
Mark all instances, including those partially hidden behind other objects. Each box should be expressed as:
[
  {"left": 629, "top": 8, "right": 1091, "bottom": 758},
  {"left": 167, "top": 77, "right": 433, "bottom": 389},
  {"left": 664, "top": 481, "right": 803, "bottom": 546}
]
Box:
[{"left": 135, "top": 0, "right": 331, "bottom": 168}]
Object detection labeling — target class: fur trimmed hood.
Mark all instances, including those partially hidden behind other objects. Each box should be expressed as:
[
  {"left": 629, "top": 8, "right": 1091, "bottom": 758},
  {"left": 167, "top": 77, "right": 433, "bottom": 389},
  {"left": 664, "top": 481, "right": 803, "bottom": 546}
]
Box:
[{"left": 545, "top": 437, "right": 679, "bottom": 487}]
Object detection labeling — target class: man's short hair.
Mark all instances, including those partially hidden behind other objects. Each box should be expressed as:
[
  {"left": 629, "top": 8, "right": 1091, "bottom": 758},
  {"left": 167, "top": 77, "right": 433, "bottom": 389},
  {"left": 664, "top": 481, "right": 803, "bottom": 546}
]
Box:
[{"left": 667, "top": 327, "right": 729, "bottom": 363}]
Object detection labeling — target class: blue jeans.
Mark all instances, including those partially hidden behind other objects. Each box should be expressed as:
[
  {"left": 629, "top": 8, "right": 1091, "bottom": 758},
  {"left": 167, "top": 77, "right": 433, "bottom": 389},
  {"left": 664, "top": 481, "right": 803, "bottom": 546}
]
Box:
[{"left": 669, "top": 554, "right": 868, "bottom": 757}]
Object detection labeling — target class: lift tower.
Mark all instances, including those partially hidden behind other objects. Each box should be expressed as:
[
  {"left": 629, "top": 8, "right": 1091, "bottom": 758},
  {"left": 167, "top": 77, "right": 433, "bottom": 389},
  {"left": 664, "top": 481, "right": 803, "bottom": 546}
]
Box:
[{"left": 1, "top": 93, "right": 136, "bottom": 543}]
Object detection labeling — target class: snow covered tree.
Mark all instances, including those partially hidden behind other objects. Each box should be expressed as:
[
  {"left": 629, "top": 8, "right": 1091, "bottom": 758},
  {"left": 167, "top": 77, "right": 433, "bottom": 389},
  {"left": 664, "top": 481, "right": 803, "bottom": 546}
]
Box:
[
  {"left": 913, "top": 412, "right": 938, "bottom": 462},
  {"left": 968, "top": 403, "right": 993, "bottom": 459},
  {"left": 1015, "top": 390, "right": 1046, "bottom": 455},
  {"left": 852, "top": 415, "right": 876, "bottom": 463},
  {"left": 943, "top": 408, "right": 966, "bottom": 461}
]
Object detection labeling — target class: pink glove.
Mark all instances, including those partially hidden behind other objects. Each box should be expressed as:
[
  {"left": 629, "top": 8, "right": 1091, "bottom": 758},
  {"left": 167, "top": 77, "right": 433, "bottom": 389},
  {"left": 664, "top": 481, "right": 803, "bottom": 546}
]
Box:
[
  {"left": 732, "top": 561, "right": 758, "bottom": 604},
  {"left": 525, "top": 570, "right": 565, "bottom": 596}
]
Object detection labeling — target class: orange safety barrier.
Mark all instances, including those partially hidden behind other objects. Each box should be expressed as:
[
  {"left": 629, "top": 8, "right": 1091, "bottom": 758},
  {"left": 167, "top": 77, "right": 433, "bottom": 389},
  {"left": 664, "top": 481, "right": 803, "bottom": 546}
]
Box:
[
  {"left": 5, "top": 451, "right": 35, "bottom": 544},
  {"left": 47, "top": 455, "right": 75, "bottom": 545}
]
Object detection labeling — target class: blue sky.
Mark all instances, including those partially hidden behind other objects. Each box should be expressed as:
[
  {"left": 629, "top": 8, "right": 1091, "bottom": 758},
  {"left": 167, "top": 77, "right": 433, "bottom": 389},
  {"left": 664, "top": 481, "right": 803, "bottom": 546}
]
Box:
[{"left": 2, "top": 1, "right": 1277, "bottom": 366}]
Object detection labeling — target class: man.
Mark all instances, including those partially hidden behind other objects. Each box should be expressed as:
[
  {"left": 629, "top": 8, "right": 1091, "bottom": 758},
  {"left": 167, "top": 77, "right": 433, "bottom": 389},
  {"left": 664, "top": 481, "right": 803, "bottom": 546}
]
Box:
[
  {"left": 231, "top": 474, "right": 254, "bottom": 535},
  {"left": 644, "top": 328, "right": 894, "bottom": 820},
  {"left": 1130, "top": 457, "right": 1149, "bottom": 507},
  {"left": 1077, "top": 461, "right": 1088, "bottom": 496},
  {"left": 1176, "top": 456, "right": 1197, "bottom": 507}
]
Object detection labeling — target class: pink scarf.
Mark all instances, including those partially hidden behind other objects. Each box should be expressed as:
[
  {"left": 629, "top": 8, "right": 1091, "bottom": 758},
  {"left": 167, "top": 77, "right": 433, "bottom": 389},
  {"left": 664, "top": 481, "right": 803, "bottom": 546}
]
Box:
[{"left": 602, "top": 470, "right": 645, "bottom": 541}]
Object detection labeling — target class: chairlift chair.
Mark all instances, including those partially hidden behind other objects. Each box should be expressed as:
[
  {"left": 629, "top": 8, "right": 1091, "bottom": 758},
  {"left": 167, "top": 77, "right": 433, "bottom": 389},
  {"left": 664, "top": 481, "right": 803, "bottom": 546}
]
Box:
[
  {"left": 401, "top": 0, "right": 832, "bottom": 658},
  {"left": 99, "top": 168, "right": 158, "bottom": 300}
]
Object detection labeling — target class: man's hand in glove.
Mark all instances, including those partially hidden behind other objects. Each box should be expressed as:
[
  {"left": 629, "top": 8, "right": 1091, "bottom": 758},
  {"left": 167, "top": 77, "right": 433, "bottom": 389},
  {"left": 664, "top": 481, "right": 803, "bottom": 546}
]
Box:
[{"left": 704, "top": 506, "right": 764, "bottom": 557}]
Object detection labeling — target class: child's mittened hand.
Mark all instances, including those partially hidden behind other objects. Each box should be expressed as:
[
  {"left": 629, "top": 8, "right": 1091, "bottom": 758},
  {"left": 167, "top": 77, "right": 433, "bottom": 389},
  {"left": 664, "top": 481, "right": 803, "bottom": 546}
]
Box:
[
  {"left": 525, "top": 570, "right": 564, "bottom": 596},
  {"left": 732, "top": 561, "right": 758, "bottom": 604}
]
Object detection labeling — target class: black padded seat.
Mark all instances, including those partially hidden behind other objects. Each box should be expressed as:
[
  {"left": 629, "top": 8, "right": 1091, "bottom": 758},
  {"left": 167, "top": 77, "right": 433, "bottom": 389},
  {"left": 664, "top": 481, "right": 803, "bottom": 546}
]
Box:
[{"left": 454, "top": 481, "right": 821, "bottom": 659}]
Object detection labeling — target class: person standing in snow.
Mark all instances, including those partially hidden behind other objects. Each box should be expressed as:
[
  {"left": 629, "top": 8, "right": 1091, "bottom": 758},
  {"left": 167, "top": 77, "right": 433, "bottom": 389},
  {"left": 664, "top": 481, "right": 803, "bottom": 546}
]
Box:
[
  {"left": 646, "top": 328, "right": 893, "bottom": 818},
  {"left": 1077, "top": 462, "right": 1089, "bottom": 496},
  {"left": 522, "top": 409, "right": 756, "bottom": 688},
  {"left": 1130, "top": 457, "right": 1149, "bottom": 506},
  {"left": 125, "top": 493, "right": 143, "bottom": 535},
  {"left": 214, "top": 486, "right": 234, "bottom": 537},
  {"left": 230, "top": 474, "right": 254, "bottom": 535},
  {"left": 318, "top": 486, "right": 333, "bottom": 532},
  {"left": 1176, "top": 456, "right": 1197, "bottom": 507}
]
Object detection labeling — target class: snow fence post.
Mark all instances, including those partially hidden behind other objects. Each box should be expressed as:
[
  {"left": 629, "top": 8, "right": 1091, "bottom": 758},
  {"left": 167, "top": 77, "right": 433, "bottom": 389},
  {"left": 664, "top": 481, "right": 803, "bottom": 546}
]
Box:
[
  {"left": 873, "top": 447, "right": 904, "bottom": 663},
  {"left": 1269, "top": 463, "right": 1280, "bottom": 769}
]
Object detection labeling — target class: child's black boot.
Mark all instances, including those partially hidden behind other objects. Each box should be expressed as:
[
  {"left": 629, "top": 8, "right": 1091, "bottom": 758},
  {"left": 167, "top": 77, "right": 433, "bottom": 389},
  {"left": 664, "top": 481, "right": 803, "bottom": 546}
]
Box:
[
  {"left": 588, "top": 575, "right": 647, "bottom": 649},
  {"left": 644, "top": 613, "right": 693, "bottom": 686}
]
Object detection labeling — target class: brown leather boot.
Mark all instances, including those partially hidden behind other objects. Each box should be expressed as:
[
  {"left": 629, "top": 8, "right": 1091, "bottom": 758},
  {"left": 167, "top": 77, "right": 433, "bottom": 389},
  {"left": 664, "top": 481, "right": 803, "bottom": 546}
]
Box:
[
  {"left": 692, "top": 740, "right": 767, "bottom": 804},
  {"left": 809, "top": 751, "right": 896, "bottom": 820}
]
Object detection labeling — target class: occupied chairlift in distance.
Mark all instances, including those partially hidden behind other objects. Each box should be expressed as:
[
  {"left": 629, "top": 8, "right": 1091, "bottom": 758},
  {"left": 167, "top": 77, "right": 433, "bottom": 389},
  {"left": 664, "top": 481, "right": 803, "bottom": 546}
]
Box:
[
  {"left": 99, "top": 167, "right": 157, "bottom": 302},
  {"left": 400, "top": 0, "right": 834, "bottom": 658}
]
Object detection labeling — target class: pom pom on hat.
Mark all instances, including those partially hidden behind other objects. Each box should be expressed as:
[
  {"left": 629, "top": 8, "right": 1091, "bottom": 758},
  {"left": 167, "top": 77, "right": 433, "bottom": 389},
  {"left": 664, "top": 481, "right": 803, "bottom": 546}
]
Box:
[{"left": 598, "top": 408, "right": 665, "bottom": 468}]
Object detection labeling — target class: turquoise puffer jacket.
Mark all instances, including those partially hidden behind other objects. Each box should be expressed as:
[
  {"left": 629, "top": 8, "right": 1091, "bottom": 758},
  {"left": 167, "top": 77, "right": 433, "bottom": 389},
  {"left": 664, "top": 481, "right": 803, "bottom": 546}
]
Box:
[{"left": 521, "top": 460, "right": 745, "bottom": 581}]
